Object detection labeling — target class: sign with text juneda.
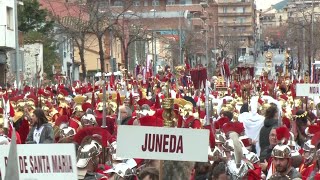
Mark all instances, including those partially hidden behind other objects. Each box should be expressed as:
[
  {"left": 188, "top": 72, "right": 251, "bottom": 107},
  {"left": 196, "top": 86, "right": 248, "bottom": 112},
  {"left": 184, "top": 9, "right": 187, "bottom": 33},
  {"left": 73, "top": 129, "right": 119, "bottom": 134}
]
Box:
[
  {"left": 0, "top": 144, "right": 77, "bottom": 180},
  {"left": 116, "top": 126, "right": 209, "bottom": 162},
  {"left": 296, "top": 83, "right": 320, "bottom": 96}
]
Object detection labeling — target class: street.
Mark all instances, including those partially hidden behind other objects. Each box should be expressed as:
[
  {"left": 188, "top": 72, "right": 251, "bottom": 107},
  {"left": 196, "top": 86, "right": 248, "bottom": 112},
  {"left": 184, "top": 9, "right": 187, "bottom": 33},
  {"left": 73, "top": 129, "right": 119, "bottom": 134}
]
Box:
[{"left": 254, "top": 49, "right": 286, "bottom": 77}]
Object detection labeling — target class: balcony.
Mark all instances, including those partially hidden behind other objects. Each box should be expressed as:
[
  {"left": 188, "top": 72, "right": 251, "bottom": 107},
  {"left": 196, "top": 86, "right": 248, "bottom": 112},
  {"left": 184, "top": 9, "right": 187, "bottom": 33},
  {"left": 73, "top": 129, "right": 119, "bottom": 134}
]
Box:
[
  {"left": 0, "top": 25, "right": 16, "bottom": 50},
  {"left": 218, "top": 22, "right": 252, "bottom": 27},
  {"left": 218, "top": 12, "right": 252, "bottom": 16},
  {"left": 218, "top": 2, "right": 252, "bottom": 6},
  {"left": 166, "top": 4, "right": 203, "bottom": 12},
  {"left": 218, "top": 31, "right": 253, "bottom": 37}
]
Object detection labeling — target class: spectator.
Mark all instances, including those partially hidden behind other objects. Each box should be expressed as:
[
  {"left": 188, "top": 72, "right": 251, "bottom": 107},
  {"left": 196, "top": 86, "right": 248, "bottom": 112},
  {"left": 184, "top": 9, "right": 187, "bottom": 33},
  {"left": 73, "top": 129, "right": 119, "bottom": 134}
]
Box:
[
  {"left": 259, "top": 103, "right": 279, "bottom": 152},
  {"left": 119, "top": 105, "right": 133, "bottom": 125},
  {"left": 26, "top": 108, "right": 54, "bottom": 144},
  {"left": 260, "top": 127, "right": 278, "bottom": 174},
  {"left": 210, "top": 162, "right": 228, "bottom": 180},
  {"left": 139, "top": 167, "right": 159, "bottom": 180}
]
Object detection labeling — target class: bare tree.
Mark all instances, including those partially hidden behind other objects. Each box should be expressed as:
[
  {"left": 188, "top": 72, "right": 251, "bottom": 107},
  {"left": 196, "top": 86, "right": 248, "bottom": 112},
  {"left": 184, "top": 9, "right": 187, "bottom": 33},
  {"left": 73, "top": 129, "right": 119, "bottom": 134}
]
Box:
[
  {"left": 44, "top": 0, "right": 135, "bottom": 79},
  {"left": 112, "top": 13, "right": 152, "bottom": 71},
  {"left": 44, "top": 0, "right": 92, "bottom": 80},
  {"left": 285, "top": 5, "right": 320, "bottom": 74},
  {"left": 162, "top": 28, "right": 206, "bottom": 67},
  {"left": 218, "top": 27, "right": 245, "bottom": 59}
]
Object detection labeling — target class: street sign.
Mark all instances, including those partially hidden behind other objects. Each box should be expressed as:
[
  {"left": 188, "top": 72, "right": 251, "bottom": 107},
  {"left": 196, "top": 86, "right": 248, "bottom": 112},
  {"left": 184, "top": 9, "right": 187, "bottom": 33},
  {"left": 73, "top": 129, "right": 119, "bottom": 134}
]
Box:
[
  {"left": 116, "top": 126, "right": 209, "bottom": 162},
  {"left": 296, "top": 83, "right": 320, "bottom": 96},
  {"left": 0, "top": 144, "right": 77, "bottom": 180}
]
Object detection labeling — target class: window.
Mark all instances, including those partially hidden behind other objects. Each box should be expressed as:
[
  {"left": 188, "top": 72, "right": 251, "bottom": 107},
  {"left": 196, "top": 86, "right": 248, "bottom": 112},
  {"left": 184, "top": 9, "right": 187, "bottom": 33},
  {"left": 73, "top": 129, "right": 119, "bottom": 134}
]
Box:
[
  {"left": 63, "top": 38, "right": 66, "bottom": 49},
  {"left": 114, "top": 0, "right": 123, "bottom": 6},
  {"left": 133, "top": 0, "right": 140, "bottom": 6},
  {"left": 167, "top": 0, "right": 175, "bottom": 5},
  {"left": 144, "top": 0, "right": 148, "bottom": 6},
  {"left": 152, "top": 0, "right": 160, "bottom": 6},
  {"left": 223, "top": 7, "right": 227, "bottom": 13},
  {"left": 237, "top": 17, "right": 245, "bottom": 23},
  {"left": 6, "top": 7, "right": 13, "bottom": 30}
]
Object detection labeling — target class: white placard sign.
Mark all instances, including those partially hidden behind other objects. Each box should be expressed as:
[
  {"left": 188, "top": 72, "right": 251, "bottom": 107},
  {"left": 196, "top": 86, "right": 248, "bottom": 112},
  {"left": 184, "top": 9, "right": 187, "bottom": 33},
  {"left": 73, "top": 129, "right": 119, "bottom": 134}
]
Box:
[
  {"left": 0, "top": 144, "right": 77, "bottom": 180},
  {"left": 116, "top": 125, "right": 209, "bottom": 162},
  {"left": 296, "top": 83, "right": 320, "bottom": 96}
]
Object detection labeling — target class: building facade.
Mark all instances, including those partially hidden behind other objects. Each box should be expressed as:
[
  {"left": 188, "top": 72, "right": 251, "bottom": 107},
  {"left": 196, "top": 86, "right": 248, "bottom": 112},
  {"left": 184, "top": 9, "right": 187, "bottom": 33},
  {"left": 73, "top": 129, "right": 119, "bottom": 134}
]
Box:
[
  {"left": 23, "top": 42, "right": 43, "bottom": 86},
  {"left": 40, "top": 0, "right": 219, "bottom": 78},
  {"left": 0, "top": 0, "right": 16, "bottom": 87},
  {"left": 217, "top": 0, "right": 256, "bottom": 58},
  {"left": 55, "top": 33, "right": 80, "bottom": 82}
]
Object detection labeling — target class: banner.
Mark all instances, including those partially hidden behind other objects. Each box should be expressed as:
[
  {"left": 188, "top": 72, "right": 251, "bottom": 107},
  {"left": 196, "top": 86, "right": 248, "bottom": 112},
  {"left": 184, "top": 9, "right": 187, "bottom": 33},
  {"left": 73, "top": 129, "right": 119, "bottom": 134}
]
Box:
[
  {"left": 296, "top": 83, "right": 320, "bottom": 96},
  {"left": 0, "top": 144, "right": 77, "bottom": 180},
  {"left": 116, "top": 126, "right": 209, "bottom": 162}
]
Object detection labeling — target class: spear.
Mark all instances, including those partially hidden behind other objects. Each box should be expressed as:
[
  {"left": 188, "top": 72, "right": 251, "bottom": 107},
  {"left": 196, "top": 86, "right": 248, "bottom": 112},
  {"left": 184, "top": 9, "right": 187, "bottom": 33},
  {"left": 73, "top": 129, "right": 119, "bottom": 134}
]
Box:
[{"left": 205, "top": 80, "right": 210, "bottom": 126}]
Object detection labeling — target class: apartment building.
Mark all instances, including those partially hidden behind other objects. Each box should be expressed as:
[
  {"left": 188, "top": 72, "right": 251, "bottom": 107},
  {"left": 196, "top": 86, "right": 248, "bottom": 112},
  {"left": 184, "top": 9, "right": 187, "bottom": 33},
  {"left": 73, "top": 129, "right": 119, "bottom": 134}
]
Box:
[
  {"left": 217, "top": 0, "right": 256, "bottom": 57},
  {"left": 108, "top": 0, "right": 218, "bottom": 71},
  {"left": 258, "top": 0, "right": 288, "bottom": 29}
]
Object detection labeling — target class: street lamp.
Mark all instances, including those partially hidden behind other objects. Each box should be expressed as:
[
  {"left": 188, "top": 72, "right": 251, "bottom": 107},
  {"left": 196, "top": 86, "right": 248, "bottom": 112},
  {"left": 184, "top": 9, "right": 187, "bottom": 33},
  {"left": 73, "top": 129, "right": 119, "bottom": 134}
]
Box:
[
  {"left": 150, "top": 9, "right": 157, "bottom": 74},
  {"left": 35, "top": 53, "right": 39, "bottom": 88},
  {"left": 201, "top": 28, "right": 208, "bottom": 67},
  {"left": 201, "top": 9, "right": 208, "bottom": 75}
]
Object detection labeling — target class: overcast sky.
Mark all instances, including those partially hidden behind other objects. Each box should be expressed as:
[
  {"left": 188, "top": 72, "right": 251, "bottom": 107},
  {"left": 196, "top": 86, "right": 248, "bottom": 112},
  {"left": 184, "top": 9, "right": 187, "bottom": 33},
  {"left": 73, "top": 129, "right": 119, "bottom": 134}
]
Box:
[{"left": 256, "top": 0, "right": 283, "bottom": 10}]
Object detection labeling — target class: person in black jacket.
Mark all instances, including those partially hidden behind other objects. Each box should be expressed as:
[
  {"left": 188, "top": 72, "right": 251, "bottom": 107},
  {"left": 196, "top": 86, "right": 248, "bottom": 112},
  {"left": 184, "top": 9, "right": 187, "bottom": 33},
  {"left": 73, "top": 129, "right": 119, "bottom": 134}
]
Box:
[{"left": 259, "top": 103, "right": 279, "bottom": 153}]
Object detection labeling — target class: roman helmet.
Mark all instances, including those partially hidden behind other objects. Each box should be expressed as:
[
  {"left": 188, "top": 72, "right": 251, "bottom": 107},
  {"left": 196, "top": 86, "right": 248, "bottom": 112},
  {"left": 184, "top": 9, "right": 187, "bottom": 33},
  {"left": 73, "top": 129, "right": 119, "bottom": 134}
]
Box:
[
  {"left": 303, "top": 140, "right": 316, "bottom": 165},
  {"left": 271, "top": 144, "right": 291, "bottom": 159},
  {"left": 80, "top": 114, "right": 97, "bottom": 127},
  {"left": 76, "top": 136, "right": 103, "bottom": 179}
]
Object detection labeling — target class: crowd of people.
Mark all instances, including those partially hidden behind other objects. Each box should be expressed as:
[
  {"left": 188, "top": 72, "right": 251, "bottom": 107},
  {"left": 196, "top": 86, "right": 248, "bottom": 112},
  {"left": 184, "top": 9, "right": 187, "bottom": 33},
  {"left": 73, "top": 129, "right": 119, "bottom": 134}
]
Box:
[{"left": 0, "top": 63, "right": 320, "bottom": 180}]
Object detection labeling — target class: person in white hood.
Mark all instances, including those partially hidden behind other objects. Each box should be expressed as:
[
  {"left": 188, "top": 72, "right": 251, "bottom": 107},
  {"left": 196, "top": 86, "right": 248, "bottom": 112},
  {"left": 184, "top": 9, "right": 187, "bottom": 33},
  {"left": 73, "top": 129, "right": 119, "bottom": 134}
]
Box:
[{"left": 238, "top": 96, "right": 265, "bottom": 156}]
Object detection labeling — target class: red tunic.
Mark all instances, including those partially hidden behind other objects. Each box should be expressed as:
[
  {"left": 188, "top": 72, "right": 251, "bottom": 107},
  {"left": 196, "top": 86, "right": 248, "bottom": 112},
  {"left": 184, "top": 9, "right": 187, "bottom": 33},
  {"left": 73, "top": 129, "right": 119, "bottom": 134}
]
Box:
[
  {"left": 299, "top": 163, "right": 315, "bottom": 180},
  {"left": 69, "top": 118, "right": 82, "bottom": 132},
  {"left": 184, "top": 116, "right": 201, "bottom": 129}
]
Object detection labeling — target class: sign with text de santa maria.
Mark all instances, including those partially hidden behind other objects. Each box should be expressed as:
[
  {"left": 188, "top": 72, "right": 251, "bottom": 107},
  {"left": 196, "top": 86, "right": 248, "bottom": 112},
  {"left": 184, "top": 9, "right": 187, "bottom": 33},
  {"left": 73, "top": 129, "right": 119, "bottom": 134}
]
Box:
[
  {"left": 0, "top": 144, "right": 77, "bottom": 180},
  {"left": 116, "top": 126, "right": 209, "bottom": 162},
  {"left": 296, "top": 83, "right": 320, "bottom": 96}
]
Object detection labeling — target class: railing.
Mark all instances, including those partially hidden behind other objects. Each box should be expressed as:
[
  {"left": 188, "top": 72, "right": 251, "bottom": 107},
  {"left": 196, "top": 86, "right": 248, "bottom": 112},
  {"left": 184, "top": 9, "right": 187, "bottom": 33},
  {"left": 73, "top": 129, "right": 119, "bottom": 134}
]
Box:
[
  {"left": 218, "top": 12, "right": 252, "bottom": 16},
  {"left": 218, "top": 1, "right": 252, "bottom": 6},
  {"left": 218, "top": 22, "right": 252, "bottom": 26}
]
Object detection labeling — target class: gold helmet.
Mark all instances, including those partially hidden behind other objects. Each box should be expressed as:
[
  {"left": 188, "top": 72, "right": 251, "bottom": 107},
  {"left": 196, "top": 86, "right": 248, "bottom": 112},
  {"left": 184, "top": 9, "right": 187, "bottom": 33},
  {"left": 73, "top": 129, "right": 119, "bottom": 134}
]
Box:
[{"left": 73, "top": 95, "right": 86, "bottom": 113}]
